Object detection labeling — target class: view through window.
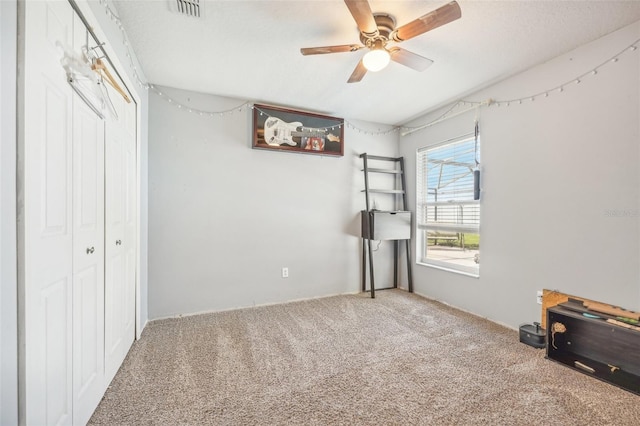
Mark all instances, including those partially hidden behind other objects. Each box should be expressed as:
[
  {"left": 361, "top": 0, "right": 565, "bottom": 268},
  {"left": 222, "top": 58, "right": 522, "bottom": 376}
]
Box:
[{"left": 416, "top": 136, "right": 480, "bottom": 275}]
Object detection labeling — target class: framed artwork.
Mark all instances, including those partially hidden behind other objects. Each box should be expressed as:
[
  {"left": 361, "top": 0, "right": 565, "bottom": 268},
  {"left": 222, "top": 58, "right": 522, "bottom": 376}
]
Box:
[{"left": 252, "top": 104, "right": 344, "bottom": 156}]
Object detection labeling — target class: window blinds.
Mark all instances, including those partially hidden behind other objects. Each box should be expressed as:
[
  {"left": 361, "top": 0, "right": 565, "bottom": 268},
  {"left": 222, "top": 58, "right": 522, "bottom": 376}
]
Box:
[{"left": 417, "top": 137, "right": 480, "bottom": 233}]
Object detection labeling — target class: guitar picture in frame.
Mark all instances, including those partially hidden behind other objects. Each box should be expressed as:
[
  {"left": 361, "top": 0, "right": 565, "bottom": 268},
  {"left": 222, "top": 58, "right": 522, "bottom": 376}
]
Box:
[{"left": 253, "top": 104, "right": 344, "bottom": 156}]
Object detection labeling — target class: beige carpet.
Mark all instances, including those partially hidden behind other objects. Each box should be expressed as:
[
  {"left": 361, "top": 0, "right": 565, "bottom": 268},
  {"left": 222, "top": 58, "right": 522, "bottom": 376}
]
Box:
[{"left": 89, "top": 290, "right": 640, "bottom": 425}]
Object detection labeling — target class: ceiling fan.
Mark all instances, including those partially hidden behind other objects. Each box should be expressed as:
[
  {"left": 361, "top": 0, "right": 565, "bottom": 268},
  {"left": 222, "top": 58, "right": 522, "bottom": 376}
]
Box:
[{"left": 300, "top": 0, "right": 461, "bottom": 83}]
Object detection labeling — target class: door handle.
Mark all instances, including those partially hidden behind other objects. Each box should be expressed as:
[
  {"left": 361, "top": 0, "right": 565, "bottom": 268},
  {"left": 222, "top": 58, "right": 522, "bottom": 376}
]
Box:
[
  {"left": 86, "top": 247, "right": 95, "bottom": 254},
  {"left": 116, "top": 240, "right": 122, "bottom": 246}
]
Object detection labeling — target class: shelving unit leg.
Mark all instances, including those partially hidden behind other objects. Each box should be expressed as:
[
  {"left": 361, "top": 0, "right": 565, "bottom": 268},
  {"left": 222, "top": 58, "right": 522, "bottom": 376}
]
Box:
[
  {"left": 367, "top": 238, "right": 375, "bottom": 298},
  {"left": 393, "top": 241, "right": 398, "bottom": 288},
  {"left": 405, "top": 240, "right": 413, "bottom": 292}
]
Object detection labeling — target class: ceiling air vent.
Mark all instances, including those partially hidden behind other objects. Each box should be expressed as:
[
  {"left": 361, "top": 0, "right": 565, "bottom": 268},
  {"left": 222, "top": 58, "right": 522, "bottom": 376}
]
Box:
[{"left": 174, "top": 0, "right": 202, "bottom": 18}]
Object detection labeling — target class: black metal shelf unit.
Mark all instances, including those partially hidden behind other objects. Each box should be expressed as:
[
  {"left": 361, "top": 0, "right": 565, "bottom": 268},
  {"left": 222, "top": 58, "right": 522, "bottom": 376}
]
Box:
[{"left": 360, "top": 153, "right": 413, "bottom": 298}]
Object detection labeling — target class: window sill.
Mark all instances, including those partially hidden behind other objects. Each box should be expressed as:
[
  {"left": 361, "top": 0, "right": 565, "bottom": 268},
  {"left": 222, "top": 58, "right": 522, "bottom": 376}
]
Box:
[{"left": 416, "top": 261, "right": 480, "bottom": 278}]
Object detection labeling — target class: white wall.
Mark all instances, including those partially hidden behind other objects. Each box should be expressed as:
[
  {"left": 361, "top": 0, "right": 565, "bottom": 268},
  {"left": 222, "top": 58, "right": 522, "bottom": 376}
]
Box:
[
  {"left": 148, "top": 86, "right": 400, "bottom": 319},
  {"left": 1, "top": 0, "right": 18, "bottom": 424},
  {"left": 82, "top": 0, "right": 150, "bottom": 331},
  {"left": 400, "top": 21, "right": 640, "bottom": 329}
]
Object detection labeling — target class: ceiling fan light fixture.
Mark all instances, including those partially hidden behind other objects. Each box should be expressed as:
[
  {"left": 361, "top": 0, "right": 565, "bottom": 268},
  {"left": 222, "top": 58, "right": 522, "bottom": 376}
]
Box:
[
  {"left": 300, "top": 1, "right": 463, "bottom": 82},
  {"left": 363, "top": 45, "right": 390, "bottom": 72}
]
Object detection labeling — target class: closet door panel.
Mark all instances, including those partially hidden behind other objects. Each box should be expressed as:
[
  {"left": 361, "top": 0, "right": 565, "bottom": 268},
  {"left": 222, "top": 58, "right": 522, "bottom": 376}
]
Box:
[
  {"left": 123, "top": 103, "right": 137, "bottom": 341},
  {"left": 105, "top": 249, "right": 125, "bottom": 380},
  {"left": 41, "top": 81, "right": 71, "bottom": 236},
  {"left": 71, "top": 60, "right": 105, "bottom": 424},
  {"left": 23, "top": 1, "right": 74, "bottom": 425},
  {"left": 104, "top": 90, "right": 131, "bottom": 383},
  {"left": 72, "top": 266, "right": 100, "bottom": 396},
  {"left": 105, "top": 127, "right": 125, "bottom": 383},
  {"left": 41, "top": 276, "right": 72, "bottom": 426}
]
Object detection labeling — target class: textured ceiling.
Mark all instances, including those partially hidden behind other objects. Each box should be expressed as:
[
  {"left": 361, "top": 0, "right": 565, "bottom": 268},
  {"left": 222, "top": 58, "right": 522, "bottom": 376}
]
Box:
[{"left": 112, "top": 0, "right": 640, "bottom": 125}]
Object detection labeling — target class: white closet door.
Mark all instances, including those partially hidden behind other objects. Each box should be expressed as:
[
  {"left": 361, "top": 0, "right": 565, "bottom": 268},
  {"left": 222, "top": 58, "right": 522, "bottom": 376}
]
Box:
[
  {"left": 22, "top": 1, "right": 74, "bottom": 425},
  {"left": 123, "top": 99, "right": 137, "bottom": 343},
  {"left": 71, "top": 16, "right": 106, "bottom": 425},
  {"left": 104, "top": 87, "right": 136, "bottom": 384},
  {"left": 71, "top": 97, "right": 105, "bottom": 425}
]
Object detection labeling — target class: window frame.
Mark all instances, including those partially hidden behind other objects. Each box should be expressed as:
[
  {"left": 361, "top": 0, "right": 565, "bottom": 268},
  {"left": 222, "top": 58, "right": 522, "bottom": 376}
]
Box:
[{"left": 416, "top": 135, "right": 480, "bottom": 277}]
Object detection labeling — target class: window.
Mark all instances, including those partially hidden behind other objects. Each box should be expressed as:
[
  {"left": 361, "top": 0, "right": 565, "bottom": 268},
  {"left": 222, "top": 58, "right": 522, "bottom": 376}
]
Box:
[{"left": 416, "top": 136, "right": 480, "bottom": 276}]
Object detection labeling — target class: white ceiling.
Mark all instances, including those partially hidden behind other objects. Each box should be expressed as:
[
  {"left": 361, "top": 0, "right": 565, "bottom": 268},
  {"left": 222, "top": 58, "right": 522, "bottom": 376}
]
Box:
[{"left": 112, "top": 0, "right": 640, "bottom": 125}]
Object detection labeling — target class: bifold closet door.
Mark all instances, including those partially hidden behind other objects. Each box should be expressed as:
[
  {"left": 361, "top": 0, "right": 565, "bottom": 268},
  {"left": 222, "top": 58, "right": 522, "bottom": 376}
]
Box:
[
  {"left": 71, "top": 96, "right": 105, "bottom": 425},
  {"left": 23, "top": 0, "right": 136, "bottom": 423},
  {"left": 123, "top": 92, "right": 137, "bottom": 346},
  {"left": 23, "top": 2, "right": 109, "bottom": 424},
  {"left": 71, "top": 15, "right": 106, "bottom": 426},
  {"left": 104, "top": 85, "right": 137, "bottom": 385},
  {"left": 22, "top": 1, "right": 74, "bottom": 424}
]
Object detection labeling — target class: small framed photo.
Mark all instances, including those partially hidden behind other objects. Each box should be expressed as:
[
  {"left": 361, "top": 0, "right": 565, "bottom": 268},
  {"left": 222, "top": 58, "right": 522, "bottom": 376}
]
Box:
[{"left": 252, "top": 104, "right": 344, "bottom": 156}]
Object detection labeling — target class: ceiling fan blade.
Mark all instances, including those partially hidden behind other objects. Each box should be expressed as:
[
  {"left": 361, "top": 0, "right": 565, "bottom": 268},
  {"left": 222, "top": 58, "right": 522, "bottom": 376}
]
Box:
[
  {"left": 300, "top": 44, "right": 364, "bottom": 55},
  {"left": 347, "top": 59, "right": 367, "bottom": 83},
  {"left": 344, "top": 0, "right": 379, "bottom": 38},
  {"left": 392, "top": 1, "right": 461, "bottom": 42},
  {"left": 390, "top": 47, "right": 434, "bottom": 72}
]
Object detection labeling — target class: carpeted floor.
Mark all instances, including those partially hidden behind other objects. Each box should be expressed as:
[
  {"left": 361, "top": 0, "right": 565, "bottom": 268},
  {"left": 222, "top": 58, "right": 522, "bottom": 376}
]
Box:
[{"left": 89, "top": 290, "right": 640, "bottom": 425}]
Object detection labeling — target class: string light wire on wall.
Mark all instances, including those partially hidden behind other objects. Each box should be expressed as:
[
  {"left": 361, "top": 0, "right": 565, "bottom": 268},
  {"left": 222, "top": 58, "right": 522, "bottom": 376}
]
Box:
[
  {"left": 98, "top": 0, "right": 639, "bottom": 137},
  {"left": 404, "top": 36, "right": 640, "bottom": 136},
  {"left": 98, "top": 0, "right": 386, "bottom": 133}
]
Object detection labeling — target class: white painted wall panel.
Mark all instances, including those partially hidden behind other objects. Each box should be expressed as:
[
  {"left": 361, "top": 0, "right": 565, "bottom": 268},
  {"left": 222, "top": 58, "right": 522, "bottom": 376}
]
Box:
[
  {"left": 400, "top": 21, "right": 640, "bottom": 328},
  {"left": 148, "top": 87, "right": 399, "bottom": 319}
]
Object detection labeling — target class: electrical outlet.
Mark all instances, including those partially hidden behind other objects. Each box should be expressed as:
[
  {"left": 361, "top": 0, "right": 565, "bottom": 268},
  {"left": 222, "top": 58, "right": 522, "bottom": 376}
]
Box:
[
  {"left": 536, "top": 290, "right": 543, "bottom": 305},
  {"left": 282, "top": 267, "right": 289, "bottom": 278}
]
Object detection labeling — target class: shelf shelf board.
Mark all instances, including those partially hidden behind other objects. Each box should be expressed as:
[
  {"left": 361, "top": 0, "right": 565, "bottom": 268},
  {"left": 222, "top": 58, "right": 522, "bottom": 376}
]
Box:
[
  {"left": 361, "top": 189, "right": 405, "bottom": 194},
  {"left": 362, "top": 168, "right": 402, "bottom": 174},
  {"left": 360, "top": 154, "right": 401, "bottom": 161}
]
